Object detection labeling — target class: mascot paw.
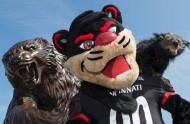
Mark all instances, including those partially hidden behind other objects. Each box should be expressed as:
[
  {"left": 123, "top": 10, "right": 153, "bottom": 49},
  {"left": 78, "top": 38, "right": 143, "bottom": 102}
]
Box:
[{"left": 111, "top": 94, "right": 137, "bottom": 114}]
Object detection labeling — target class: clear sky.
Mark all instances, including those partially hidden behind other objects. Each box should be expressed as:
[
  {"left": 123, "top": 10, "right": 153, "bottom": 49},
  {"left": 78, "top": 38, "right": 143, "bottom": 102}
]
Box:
[{"left": 0, "top": 0, "right": 190, "bottom": 123}]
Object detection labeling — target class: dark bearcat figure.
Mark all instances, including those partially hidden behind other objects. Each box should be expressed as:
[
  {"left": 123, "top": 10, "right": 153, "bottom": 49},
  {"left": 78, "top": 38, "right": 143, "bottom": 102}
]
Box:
[
  {"left": 137, "top": 32, "right": 190, "bottom": 75},
  {"left": 2, "top": 38, "right": 80, "bottom": 124},
  {"left": 136, "top": 33, "right": 190, "bottom": 124}
]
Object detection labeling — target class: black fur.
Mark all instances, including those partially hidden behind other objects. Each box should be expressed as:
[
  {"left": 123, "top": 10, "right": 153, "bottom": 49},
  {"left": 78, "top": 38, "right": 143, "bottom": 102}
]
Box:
[
  {"left": 137, "top": 32, "right": 190, "bottom": 123},
  {"left": 137, "top": 32, "right": 190, "bottom": 75},
  {"left": 162, "top": 94, "right": 190, "bottom": 124}
]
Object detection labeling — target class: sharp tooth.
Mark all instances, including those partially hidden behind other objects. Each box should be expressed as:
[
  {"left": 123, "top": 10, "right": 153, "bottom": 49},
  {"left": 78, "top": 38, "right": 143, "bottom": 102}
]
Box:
[{"left": 26, "top": 65, "right": 29, "bottom": 73}]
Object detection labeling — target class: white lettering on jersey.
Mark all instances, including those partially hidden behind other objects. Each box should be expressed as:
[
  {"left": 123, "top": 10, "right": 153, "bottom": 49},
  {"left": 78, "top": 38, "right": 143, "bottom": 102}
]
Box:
[
  {"left": 110, "top": 85, "right": 143, "bottom": 96},
  {"left": 109, "top": 96, "right": 153, "bottom": 124},
  {"left": 110, "top": 109, "right": 117, "bottom": 124},
  {"left": 121, "top": 113, "right": 130, "bottom": 124},
  {"left": 132, "top": 96, "right": 153, "bottom": 124},
  {"left": 110, "top": 91, "right": 117, "bottom": 96}
]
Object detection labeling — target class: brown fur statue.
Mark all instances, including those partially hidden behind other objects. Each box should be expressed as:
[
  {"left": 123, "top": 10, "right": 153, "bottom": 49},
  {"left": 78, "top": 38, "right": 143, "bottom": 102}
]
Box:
[
  {"left": 136, "top": 32, "right": 190, "bottom": 76},
  {"left": 2, "top": 38, "right": 80, "bottom": 124}
]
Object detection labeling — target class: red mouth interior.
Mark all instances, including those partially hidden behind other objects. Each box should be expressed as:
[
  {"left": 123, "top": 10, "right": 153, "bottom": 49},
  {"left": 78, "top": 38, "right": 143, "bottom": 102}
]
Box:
[{"left": 102, "top": 55, "right": 130, "bottom": 78}]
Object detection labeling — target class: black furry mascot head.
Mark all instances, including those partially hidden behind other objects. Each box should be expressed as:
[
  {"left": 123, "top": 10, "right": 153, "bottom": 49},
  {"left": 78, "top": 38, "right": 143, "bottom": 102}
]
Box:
[
  {"left": 52, "top": 5, "right": 139, "bottom": 89},
  {"left": 52, "top": 5, "right": 139, "bottom": 114},
  {"left": 137, "top": 32, "right": 190, "bottom": 76}
]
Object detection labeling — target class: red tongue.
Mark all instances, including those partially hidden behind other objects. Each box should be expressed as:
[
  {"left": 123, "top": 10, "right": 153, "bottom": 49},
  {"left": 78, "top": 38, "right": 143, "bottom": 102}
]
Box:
[{"left": 102, "top": 55, "right": 130, "bottom": 78}]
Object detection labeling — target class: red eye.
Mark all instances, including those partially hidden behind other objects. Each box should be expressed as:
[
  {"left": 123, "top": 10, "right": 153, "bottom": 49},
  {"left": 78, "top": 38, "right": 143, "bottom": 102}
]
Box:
[{"left": 79, "top": 40, "right": 94, "bottom": 50}]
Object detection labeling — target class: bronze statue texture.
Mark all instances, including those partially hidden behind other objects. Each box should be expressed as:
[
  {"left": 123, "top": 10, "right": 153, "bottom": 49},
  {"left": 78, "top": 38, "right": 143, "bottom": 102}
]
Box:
[{"left": 2, "top": 38, "right": 80, "bottom": 124}]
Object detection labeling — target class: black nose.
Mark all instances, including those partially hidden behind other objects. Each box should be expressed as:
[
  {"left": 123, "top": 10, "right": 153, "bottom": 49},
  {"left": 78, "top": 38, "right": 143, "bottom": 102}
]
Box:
[{"left": 173, "top": 41, "right": 178, "bottom": 48}]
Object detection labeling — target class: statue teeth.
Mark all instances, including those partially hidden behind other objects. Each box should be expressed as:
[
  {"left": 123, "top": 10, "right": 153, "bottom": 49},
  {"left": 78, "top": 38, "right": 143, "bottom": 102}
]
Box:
[{"left": 26, "top": 65, "right": 30, "bottom": 73}]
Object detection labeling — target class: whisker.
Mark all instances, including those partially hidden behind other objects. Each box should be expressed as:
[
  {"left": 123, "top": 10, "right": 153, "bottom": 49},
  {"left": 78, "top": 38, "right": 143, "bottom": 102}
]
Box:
[
  {"left": 81, "top": 61, "right": 84, "bottom": 72},
  {"left": 118, "top": 36, "right": 125, "bottom": 44},
  {"left": 90, "top": 50, "right": 103, "bottom": 54},
  {"left": 123, "top": 38, "right": 130, "bottom": 48},
  {"left": 88, "top": 56, "right": 103, "bottom": 61}
]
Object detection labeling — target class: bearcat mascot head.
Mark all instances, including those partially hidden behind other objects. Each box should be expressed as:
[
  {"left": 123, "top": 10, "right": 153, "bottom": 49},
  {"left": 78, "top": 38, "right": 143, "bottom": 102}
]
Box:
[{"left": 53, "top": 5, "right": 139, "bottom": 114}]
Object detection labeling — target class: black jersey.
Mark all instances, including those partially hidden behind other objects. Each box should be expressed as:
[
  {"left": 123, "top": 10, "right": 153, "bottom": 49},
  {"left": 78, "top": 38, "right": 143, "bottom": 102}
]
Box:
[
  {"left": 129, "top": 73, "right": 175, "bottom": 124},
  {"left": 67, "top": 73, "right": 175, "bottom": 124}
]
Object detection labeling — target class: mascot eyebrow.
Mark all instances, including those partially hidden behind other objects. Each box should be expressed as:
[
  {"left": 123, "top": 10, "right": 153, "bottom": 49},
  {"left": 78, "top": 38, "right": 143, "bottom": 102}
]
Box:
[
  {"left": 75, "top": 33, "right": 94, "bottom": 44},
  {"left": 75, "top": 21, "right": 115, "bottom": 44}
]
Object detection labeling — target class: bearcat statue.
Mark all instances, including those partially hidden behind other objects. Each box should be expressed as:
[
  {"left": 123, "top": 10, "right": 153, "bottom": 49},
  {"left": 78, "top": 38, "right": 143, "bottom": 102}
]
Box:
[{"left": 2, "top": 38, "right": 80, "bottom": 124}]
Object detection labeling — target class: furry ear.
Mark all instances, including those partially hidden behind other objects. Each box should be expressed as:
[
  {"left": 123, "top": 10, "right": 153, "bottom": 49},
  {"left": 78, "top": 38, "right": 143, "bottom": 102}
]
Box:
[
  {"left": 153, "top": 33, "right": 164, "bottom": 42},
  {"left": 52, "top": 30, "right": 69, "bottom": 54},
  {"left": 102, "top": 4, "right": 122, "bottom": 23},
  {"left": 158, "top": 35, "right": 163, "bottom": 42}
]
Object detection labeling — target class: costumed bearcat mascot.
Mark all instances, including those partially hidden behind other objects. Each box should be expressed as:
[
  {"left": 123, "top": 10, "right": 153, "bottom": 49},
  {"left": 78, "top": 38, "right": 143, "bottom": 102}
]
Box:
[
  {"left": 134, "top": 33, "right": 190, "bottom": 124},
  {"left": 52, "top": 5, "right": 139, "bottom": 123},
  {"left": 2, "top": 38, "right": 80, "bottom": 124}
]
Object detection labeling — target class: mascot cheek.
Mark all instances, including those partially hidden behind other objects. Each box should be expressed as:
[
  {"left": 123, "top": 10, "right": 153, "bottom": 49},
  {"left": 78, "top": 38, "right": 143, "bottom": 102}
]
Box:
[
  {"left": 83, "top": 45, "right": 111, "bottom": 72},
  {"left": 122, "top": 29, "right": 137, "bottom": 55},
  {"left": 64, "top": 52, "right": 98, "bottom": 83}
]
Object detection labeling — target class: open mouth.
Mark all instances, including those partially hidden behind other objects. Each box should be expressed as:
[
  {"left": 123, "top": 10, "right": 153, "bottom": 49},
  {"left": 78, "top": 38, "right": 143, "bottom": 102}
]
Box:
[
  {"left": 102, "top": 55, "right": 131, "bottom": 79},
  {"left": 170, "top": 46, "right": 178, "bottom": 55},
  {"left": 15, "top": 63, "right": 38, "bottom": 86}
]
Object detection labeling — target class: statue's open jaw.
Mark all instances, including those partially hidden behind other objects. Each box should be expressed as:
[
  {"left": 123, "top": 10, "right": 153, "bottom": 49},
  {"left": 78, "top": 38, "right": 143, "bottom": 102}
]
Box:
[{"left": 15, "top": 62, "right": 38, "bottom": 86}]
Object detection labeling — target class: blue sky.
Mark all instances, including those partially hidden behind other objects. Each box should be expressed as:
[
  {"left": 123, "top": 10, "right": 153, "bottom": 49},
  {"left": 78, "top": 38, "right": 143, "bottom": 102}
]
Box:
[{"left": 0, "top": 0, "right": 190, "bottom": 123}]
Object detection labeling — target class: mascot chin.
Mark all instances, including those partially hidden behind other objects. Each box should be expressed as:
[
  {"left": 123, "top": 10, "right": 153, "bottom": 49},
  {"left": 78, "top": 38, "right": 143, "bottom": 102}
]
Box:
[{"left": 52, "top": 4, "right": 139, "bottom": 123}]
